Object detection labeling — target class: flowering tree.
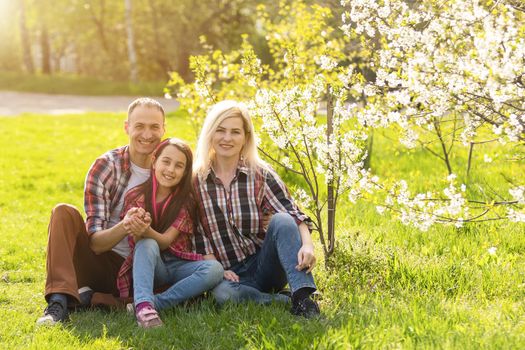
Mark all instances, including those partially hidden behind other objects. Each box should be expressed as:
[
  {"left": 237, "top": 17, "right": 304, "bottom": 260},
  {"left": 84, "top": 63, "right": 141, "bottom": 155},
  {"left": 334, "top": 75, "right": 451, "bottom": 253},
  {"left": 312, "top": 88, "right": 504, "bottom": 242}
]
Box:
[
  {"left": 167, "top": 2, "right": 376, "bottom": 260},
  {"left": 167, "top": 0, "right": 525, "bottom": 260},
  {"left": 341, "top": 0, "right": 525, "bottom": 227}
]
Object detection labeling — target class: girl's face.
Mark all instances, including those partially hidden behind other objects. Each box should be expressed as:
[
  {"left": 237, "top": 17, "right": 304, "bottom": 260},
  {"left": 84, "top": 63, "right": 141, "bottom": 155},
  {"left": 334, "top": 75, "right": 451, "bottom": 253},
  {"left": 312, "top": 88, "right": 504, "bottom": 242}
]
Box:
[
  {"left": 153, "top": 145, "right": 187, "bottom": 191},
  {"left": 212, "top": 116, "right": 246, "bottom": 161}
]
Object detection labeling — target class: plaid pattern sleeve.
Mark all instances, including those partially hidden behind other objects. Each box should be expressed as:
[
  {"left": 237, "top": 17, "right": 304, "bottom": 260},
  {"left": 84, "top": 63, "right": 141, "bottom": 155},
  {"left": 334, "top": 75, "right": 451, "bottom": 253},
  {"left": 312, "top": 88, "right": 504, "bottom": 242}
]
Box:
[
  {"left": 167, "top": 207, "right": 203, "bottom": 261},
  {"left": 262, "top": 167, "right": 311, "bottom": 226},
  {"left": 85, "top": 146, "right": 130, "bottom": 235},
  {"left": 192, "top": 177, "right": 216, "bottom": 256}
]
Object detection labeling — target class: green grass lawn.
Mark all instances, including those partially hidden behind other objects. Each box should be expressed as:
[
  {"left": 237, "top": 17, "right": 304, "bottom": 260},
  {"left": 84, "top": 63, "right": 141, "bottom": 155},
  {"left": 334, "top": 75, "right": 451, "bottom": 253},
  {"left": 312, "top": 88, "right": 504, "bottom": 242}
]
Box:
[
  {"left": 1, "top": 112, "right": 524, "bottom": 349},
  {"left": 0, "top": 71, "right": 166, "bottom": 96}
]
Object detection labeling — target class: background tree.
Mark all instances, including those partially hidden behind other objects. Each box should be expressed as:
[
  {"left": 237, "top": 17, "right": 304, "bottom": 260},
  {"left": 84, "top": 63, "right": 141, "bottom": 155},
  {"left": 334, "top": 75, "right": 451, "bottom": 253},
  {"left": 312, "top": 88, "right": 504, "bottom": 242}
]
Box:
[
  {"left": 166, "top": 1, "right": 375, "bottom": 261},
  {"left": 341, "top": 0, "right": 525, "bottom": 227}
]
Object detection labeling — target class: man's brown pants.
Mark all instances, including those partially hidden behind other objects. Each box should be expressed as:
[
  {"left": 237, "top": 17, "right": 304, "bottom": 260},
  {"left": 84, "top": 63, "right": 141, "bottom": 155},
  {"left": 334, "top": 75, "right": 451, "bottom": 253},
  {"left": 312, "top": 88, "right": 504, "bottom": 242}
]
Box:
[{"left": 45, "top": 204, "right": 125, "bottom": 307}]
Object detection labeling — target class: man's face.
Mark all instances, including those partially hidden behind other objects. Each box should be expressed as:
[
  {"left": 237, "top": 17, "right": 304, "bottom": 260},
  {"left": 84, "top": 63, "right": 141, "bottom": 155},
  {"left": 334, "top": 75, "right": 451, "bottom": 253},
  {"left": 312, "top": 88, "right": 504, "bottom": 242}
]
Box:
[{"left": 125, "top": 105, "right": 165, "bottom": 158}]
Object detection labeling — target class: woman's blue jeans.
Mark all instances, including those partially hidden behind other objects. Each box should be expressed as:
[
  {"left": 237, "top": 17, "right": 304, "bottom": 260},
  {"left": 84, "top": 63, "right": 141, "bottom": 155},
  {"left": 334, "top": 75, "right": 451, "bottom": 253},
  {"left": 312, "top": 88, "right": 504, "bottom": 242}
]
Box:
[
  {"left": 133, "top": 238, "right": 224, "bottom": 310},
  {"left": 211, "top": 213, "right": 317, "bottom": 305}
]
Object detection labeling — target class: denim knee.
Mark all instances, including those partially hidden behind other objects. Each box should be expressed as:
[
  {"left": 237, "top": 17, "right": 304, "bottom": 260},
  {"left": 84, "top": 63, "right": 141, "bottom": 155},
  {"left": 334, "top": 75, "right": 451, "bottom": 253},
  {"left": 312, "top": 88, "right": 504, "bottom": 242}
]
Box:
[
  {"left": 201, "top": 260, "right": 224, "bottom": 287},
  {"left": 134, "top": 238, "right": 160, "bottom": 257},
  {"left": 211, "top": 280, "right": 240, "bottom": 305},
  {"left": 268, "top": 212, "right": 298, "bottom": 237}
]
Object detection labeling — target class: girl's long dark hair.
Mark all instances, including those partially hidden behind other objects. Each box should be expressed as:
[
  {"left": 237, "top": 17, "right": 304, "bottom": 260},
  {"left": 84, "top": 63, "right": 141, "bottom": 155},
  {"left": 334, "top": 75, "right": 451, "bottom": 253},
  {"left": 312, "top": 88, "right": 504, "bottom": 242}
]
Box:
[{"left": 135, "top": 138, "right": 198, "bottom": 233}]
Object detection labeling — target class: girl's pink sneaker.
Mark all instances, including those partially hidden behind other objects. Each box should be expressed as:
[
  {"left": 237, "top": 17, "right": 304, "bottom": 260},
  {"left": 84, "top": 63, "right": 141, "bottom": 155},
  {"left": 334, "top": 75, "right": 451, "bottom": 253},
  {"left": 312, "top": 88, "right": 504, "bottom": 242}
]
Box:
[{"left": 136, "top": 305, "right": 163, "bottom": 329}]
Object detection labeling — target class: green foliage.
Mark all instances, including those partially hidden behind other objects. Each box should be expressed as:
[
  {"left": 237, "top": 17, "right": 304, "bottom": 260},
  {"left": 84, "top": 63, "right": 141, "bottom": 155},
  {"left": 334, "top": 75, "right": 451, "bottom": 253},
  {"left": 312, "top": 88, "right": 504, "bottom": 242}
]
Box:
[
  {"left": 1, "top": 112, "right": 525, "bottom": 348},
  {"left": 0, "top": 71, "right": 166, "bottom": 96},
  {"left": 2, "top": 0, "right": 274, "bottom": 81}
]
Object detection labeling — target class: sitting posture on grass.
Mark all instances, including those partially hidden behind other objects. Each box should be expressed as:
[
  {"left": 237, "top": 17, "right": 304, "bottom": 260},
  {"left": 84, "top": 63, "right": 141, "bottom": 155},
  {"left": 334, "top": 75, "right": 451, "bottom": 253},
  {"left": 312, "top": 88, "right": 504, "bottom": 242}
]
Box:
[
  {"left": 117, "top": 138, "right": 223, "bottom": 328},
  {"left": 37, "top": 98, "right": 166, "bottom": 325},
  {"left": 193, "top": 100, "right": 320, "bottom": 318}
]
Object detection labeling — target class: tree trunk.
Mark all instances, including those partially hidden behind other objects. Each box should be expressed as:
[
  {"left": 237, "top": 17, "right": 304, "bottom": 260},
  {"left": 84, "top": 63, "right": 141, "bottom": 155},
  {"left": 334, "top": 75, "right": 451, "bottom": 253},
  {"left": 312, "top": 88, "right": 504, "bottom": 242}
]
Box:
[
  {"left": 88, "top": 0, "right": 110, "bottom": 53},
  {"left": 19, "top": 0, "right": 34, "bottom": 73},
  {"left": 364, "top": 130, "right": 373, "bottom": 170},
  {"left": 177, "top": 48, "right": 191, "bottom": 82},
  {"left": 326, "top": 86, "right": 336, "bottom": 261},
  {"left": 147, "top": 0, "right": 172, "bottom": 74},
  {"left": 124, "top": 0, "right": 138, "bottom": 82},
  {"left": 41, "top": 25, "right": 51, "bottom": 74}
]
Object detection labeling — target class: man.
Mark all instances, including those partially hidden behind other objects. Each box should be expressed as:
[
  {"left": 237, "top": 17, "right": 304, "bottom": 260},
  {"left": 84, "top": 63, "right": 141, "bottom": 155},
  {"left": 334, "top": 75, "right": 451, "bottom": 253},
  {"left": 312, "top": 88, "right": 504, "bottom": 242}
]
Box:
[{"left": 37, "top": 98, "right": 165, "bottom": 325}]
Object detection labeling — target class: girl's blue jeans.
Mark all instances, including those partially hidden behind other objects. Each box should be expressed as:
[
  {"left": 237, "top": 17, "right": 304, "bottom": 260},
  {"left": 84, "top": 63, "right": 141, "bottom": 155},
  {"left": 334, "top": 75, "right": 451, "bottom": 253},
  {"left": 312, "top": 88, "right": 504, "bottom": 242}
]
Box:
[{"left": 132, "top": 238, "right": 224, "bottom": 310}]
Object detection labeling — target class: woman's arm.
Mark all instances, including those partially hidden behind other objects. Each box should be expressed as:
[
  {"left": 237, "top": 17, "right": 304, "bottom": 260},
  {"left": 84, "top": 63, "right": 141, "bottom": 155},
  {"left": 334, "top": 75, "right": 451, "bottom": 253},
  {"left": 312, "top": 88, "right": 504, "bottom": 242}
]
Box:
[{"left": 296, "top": 222, "right": 316, "bottom": 273}]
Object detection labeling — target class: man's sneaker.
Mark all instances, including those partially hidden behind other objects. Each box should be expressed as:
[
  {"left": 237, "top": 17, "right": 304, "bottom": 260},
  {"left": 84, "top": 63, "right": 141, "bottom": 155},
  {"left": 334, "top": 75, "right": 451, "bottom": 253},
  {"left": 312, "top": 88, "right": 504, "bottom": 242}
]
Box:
[
  {"left": 278, "top": 289, "right": 292, "bottom": 298},
  {"left": 136, "top": 306, "right": 163, "bottom": 329},
  {"left": 78, "top": 286, "right": 94, "bottom": 308},
  {"left": 36, "top": 301, "right": 69, "bottom": 325},
  {"left": 290, "top": 297, "right": 320, "bottom": 318}
]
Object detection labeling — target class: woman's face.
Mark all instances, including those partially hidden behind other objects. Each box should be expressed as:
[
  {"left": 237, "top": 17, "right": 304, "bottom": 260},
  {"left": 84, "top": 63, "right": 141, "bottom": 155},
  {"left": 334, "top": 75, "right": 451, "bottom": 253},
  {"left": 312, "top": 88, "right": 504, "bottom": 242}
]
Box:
[
  {"left": 212, "top": 116, "right": 246, "bottom": 161},
  {"left": 153, "top": 144, "right": 187, "bottom": 191}
]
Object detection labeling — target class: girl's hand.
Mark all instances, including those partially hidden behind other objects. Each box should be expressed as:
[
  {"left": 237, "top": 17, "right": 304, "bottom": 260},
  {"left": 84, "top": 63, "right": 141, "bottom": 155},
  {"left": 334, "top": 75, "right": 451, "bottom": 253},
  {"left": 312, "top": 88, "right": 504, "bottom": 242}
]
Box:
[
  {"left": 224, "top": 270, "right": 240, "bottom": 282},
  {"left": 123, "top": 207, "right": 142, "bottom": 221},
  {"left": 124, "top": 209, "right": 150, "bottom": 236}
]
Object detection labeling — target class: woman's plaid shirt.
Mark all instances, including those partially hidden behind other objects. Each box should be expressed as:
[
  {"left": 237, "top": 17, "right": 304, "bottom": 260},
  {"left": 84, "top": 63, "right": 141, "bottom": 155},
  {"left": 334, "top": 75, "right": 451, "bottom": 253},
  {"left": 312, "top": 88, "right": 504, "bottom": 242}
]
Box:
[{"left": 193, "top": 163, "right": 311, "bottom": 269}]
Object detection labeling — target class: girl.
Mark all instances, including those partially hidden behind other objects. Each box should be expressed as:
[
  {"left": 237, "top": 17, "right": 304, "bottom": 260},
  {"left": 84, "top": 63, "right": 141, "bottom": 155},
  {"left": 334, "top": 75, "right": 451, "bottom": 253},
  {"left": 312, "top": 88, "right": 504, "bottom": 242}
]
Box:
[{"left": 117, "top": 138, "right": 223, "bottom": 328}]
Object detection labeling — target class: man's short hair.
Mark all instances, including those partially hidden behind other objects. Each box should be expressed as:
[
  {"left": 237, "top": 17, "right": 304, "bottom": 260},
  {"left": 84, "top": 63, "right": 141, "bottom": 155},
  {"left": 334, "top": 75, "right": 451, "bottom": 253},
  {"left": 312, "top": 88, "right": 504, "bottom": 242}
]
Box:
[{"left": 127, "top": 97, "right": 165, "bottom": 120}]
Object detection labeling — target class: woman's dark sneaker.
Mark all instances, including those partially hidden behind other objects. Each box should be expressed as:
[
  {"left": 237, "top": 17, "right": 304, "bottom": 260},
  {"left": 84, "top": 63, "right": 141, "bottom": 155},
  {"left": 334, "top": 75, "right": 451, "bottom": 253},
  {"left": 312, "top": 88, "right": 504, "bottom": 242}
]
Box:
[{"left": 291, "top": 296, "right": 320, "bottom": 318}]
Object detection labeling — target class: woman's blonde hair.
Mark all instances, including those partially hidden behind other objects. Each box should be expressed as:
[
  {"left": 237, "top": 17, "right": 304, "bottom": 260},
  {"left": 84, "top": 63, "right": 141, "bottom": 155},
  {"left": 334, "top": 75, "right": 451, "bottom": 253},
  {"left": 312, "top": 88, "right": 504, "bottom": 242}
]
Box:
[{"left": 194, "top": 100, "right": 264, "bottom": 175}]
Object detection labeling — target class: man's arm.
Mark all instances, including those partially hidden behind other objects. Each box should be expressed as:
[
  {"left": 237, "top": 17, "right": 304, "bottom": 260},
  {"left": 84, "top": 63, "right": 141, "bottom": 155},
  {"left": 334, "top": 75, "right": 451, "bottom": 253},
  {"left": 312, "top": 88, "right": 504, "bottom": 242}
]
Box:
[
  {"left": 91, "top": 206, "right": 149, "bottom": 254},
  {"left": 84, "top": 152, "right": 130, "bottom": 254},
  {"left": 89, "top": 221, "right": 129, "bottom": 254}
]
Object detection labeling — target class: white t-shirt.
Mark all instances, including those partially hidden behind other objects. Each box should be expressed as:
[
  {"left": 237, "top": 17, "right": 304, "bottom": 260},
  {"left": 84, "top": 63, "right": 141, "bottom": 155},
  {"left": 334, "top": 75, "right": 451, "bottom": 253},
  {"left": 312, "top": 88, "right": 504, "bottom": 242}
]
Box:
[{"left": 110, "top": 162, "right": 150, "bottom": 258}]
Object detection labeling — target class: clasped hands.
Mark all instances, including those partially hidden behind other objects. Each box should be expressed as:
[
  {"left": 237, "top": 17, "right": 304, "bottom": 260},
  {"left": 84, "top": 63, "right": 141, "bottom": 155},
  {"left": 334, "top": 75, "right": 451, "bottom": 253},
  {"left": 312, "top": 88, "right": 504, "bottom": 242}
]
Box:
[{"left": 123, "top": 207, "right": 151, "bottom": 242}]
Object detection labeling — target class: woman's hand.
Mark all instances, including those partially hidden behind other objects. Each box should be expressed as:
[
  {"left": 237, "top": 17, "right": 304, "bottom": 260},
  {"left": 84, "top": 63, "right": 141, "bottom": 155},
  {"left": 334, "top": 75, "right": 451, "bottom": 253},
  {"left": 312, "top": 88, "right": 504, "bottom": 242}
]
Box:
[
  {"left": 224, "top": 270, "right": 240, "bottom": 282},
  {"left": 296, "top": 243, "right": 316, "bottom": 274}
]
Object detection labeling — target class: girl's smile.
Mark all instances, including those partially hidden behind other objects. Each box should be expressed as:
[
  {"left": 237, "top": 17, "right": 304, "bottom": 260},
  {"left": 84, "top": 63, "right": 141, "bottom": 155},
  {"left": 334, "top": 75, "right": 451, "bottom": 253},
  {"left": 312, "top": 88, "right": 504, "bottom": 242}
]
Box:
[{"left": 153, "top": 145, "right": 187, "bottom": 195}]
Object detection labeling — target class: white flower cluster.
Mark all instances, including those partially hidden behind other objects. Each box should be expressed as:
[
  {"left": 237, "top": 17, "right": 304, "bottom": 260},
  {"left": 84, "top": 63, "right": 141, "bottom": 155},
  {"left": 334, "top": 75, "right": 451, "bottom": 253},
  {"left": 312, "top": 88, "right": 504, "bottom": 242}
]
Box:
[
  {"left": 508, "top": 186, "right": 525, "bottom": 221},
  {"left": 381, "top": 175, "right": 469, "bottom": 231},
  {"left": 509, "top": 186, "right": 525, "bottom": 205},
  {"left": 250, "top": 76, "right": 377, "bottom": 206},
  {"left": 341, "top": 0, "right": 525, "bottom": 145}
]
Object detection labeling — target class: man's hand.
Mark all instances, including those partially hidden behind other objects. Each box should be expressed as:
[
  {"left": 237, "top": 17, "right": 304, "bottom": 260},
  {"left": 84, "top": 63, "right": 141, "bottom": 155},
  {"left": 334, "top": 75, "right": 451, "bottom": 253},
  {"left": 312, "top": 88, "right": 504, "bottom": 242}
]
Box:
[
  {"left": 224, "top": 270, "right": 240, "bottom": 282},
  {"left": 296, "top": 243, "right": 316, "bottom": 274}
]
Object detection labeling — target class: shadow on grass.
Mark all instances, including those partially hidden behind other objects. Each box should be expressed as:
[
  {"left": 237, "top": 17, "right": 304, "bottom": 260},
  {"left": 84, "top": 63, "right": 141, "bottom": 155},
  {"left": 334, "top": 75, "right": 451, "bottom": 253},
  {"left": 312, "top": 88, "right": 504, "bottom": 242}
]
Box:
[{"left": 65, "top": 299, "right": 340, "bottom": 350}]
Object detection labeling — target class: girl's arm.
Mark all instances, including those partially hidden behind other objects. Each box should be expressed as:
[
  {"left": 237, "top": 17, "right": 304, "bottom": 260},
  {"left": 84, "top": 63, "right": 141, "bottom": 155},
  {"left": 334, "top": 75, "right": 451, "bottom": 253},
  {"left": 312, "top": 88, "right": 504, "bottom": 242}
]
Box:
[{"left": 142, "top": 226, "right": 180, "bottom": 251}]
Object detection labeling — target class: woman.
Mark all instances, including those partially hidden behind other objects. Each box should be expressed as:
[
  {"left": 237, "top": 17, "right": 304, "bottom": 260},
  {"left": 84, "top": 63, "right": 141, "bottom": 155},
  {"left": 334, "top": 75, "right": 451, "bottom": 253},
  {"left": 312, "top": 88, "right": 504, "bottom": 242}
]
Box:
[
  {"left": 118, "top": 138, "right": 223, "bottom": 328},
  {"left": 193, "top": 100, "right": 320, "bottom": 318}
]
